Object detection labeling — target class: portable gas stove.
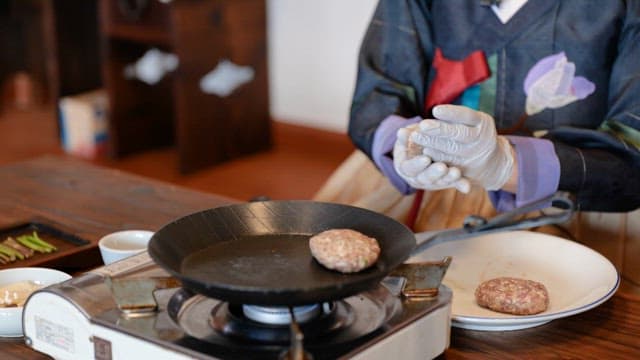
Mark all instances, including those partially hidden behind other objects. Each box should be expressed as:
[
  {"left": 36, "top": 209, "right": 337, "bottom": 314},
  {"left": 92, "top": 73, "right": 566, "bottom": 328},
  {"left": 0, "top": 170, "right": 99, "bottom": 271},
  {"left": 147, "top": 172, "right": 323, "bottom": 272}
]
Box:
[{"left": 22, "top": 252, "right": 452, "bottom": 360}]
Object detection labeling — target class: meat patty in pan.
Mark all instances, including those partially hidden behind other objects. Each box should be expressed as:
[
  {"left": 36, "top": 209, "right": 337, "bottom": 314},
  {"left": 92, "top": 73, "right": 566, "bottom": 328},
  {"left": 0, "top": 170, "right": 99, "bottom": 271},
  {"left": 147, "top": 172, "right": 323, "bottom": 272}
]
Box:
[{"left": 309, "top": 229, "right": 380, "bottom": 273}]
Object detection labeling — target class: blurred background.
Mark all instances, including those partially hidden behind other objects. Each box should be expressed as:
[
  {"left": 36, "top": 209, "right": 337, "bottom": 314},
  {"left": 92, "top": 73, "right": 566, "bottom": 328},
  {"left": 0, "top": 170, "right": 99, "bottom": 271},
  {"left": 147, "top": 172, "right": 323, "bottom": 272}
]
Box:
[{"left": 0, "top": 0, "right": 378, "bottom": 200}]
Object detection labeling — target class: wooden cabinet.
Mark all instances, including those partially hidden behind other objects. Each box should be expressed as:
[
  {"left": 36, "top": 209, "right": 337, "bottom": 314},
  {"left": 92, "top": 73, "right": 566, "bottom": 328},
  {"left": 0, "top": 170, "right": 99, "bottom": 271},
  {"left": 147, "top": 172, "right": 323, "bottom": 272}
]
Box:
[{"left": 99, "top": 0, "right": 271, "bottom": 173}]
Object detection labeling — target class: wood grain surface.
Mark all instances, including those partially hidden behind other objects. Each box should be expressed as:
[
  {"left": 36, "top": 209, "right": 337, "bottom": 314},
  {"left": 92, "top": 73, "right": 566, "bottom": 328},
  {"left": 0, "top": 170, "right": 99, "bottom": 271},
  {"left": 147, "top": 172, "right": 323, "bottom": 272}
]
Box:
[
  {"left": 1, "top": 156, "right": 638, "bottom": 359},
  {"left": 0, "top": 155, "right": 235, "bottom": 272}
]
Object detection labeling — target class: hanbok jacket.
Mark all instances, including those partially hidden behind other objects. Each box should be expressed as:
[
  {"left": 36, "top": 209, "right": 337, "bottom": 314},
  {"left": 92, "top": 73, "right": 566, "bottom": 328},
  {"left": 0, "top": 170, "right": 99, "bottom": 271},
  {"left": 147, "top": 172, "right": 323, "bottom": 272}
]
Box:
[{"left": 348, "top": 0, "right": 640, "bottom": 211}]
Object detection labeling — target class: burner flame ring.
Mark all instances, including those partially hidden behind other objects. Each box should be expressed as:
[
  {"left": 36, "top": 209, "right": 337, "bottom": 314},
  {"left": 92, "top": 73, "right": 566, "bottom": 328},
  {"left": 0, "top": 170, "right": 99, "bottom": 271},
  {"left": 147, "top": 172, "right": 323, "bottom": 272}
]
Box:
[{"left": 242, "top": 304, "right": 322, "bottom": 325}]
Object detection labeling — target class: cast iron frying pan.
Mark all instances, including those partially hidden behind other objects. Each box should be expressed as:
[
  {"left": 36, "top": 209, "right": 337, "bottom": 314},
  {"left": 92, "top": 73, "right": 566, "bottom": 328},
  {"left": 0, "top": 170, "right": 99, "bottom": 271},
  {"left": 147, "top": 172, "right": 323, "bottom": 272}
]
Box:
[{"left": 148, "top": 201, "right": 415, "bottom": 306}]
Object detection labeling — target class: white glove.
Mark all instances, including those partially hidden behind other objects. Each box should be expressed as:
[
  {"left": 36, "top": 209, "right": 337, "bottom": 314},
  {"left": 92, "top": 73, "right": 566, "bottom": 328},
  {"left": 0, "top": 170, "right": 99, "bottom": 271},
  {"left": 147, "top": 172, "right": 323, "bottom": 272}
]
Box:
[
  {"left": 410, "top": 105, "right": 514, "bottom": 191},
  {"left": 393, "top": 126, "right": 472, "bottom": 193}
]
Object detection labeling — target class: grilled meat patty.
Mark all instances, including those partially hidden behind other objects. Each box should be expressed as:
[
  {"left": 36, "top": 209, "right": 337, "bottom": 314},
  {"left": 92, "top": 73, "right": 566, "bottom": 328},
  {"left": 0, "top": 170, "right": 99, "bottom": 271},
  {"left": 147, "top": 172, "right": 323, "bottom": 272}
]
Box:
[
  {"left": 475, "top": 277, "right": 549, "bottom": 315},
  {"left": 309, "top": 229, "right": 380, "bottom": 273}
]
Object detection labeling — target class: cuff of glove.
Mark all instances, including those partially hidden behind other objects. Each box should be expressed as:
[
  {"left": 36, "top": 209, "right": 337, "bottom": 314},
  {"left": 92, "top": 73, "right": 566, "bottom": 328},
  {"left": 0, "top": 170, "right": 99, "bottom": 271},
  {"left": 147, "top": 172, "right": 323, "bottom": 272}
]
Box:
[
  {"left": 372, "top": 115, "right": 421, "bottom": 195},
  {"left": 489, "top": 136, "right": 560, "bottom": 211},
  {"left": 482, "top": 136, "right": 516, "bottom": 191}
]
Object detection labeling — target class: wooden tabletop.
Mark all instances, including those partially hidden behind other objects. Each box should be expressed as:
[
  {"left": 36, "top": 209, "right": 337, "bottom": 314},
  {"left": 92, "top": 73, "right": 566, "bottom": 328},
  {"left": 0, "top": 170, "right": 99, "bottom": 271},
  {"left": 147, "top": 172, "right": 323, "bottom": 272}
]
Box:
[{"left": 1, "top": 155, "right": 639, "bottom": 359}]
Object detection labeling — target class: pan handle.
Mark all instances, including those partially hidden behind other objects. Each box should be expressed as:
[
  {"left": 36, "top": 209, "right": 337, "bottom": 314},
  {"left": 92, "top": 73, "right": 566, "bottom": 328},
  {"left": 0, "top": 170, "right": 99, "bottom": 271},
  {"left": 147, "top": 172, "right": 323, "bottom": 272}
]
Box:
[{"left": 411, "top": 192, "right": 574, "bottom": 256}]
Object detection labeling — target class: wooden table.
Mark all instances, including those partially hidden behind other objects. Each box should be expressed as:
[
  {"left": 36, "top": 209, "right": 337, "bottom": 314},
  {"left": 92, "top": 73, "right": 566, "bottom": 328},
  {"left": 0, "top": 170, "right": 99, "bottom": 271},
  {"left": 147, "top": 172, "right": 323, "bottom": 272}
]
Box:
[{"left": 1, "top": 155, "right": 639, "bottom": 359}]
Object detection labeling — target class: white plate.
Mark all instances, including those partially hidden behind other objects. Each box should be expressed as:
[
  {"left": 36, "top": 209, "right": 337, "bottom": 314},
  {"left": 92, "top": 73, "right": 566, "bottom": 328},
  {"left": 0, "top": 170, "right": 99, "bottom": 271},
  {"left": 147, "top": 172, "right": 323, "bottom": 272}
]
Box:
[
  {"left": 410, "top": 231, "right": 619, "bottom": 331},
  {"left": 0, "top": 267, "right": 71, "bottom": 337}
]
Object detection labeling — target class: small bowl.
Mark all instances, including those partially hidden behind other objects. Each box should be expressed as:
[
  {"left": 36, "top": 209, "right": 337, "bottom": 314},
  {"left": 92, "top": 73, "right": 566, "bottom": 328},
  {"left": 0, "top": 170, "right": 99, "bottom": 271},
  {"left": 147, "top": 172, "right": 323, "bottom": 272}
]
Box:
[
  {"left": 0, "top": 267, "right": 71, "bottom": 337},
  {"left": 98, "top": 230, "right": 154, "bottom": 265}
]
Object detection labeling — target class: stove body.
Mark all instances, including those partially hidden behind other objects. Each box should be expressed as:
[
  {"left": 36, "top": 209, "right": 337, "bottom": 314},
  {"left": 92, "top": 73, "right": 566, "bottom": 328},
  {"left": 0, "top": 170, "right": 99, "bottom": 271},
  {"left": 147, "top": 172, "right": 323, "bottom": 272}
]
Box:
[{"left": 22, "top": 252, "right": 452, "bottom": 360}]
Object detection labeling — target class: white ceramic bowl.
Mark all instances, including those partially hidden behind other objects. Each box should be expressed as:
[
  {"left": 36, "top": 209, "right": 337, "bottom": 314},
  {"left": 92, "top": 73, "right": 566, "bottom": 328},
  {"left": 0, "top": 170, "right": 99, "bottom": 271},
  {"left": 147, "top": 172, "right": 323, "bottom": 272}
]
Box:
[
  {"left": 0, "top": 267, "right": 71, "bottom": 337},
  {"left": 98, "top": 230, "right": 154, "bottom": 265}
]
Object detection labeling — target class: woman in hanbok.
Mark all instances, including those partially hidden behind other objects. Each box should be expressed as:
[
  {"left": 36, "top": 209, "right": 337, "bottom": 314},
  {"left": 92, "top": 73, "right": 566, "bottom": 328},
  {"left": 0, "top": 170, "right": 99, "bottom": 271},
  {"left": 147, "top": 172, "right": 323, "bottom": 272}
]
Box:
[{"left": 314, "top": 0, "right": 640, "bottom": 289}]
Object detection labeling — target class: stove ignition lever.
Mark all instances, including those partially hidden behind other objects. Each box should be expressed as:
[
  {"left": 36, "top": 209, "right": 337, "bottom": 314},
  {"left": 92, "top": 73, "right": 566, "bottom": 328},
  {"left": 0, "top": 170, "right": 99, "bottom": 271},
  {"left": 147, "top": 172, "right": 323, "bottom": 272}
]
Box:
[{"left": 279, "top": 307, "right": 314, "bottom": 360}]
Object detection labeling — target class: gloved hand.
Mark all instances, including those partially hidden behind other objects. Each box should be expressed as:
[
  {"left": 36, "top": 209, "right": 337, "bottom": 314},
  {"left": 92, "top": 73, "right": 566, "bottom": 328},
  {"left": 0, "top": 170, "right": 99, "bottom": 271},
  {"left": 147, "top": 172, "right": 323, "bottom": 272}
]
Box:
[
  {"left": 409, "top": 105, "right": 514, "bottom": 190},
  {"left": 393, "top": 125, "right": 472, "bottom": 193}
]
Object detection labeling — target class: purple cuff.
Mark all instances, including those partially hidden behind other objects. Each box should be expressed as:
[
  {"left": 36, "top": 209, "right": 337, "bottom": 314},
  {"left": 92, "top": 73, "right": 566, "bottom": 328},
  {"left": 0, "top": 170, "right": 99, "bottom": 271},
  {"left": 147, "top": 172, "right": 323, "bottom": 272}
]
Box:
[
  {"left": 489, "top": 136, "right": 560, "bottom": 212},
  {"left": 372, "top": 115, "right": 422, "bottom": 195}
]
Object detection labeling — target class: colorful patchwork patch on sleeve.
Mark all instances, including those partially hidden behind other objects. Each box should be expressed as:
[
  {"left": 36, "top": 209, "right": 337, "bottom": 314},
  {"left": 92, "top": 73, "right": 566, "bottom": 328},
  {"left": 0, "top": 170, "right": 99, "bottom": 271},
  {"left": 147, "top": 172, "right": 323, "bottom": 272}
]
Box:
[{"left": 523, "top": 52, "right": 595, "bottom": 115}]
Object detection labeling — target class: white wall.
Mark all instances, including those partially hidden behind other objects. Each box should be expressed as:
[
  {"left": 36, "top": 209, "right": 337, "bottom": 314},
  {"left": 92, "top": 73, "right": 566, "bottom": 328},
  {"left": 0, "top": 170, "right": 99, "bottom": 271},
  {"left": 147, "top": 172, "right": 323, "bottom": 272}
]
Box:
[{"left": 267, "top": 0, "right": 378, "bottom": 133}]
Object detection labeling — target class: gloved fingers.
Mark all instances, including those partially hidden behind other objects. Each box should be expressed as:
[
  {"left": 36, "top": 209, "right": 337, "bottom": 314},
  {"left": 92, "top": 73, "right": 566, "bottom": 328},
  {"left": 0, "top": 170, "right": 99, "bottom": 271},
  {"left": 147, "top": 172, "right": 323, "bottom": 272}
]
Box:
[
  {"left": 394, "top": 126, "right": 425, "bottom": 156},
  {"left": 396, "top": 127, "right": 410, "bottom": 143},
  {"left": 433, "top": 105, "right": 498, "bottom": 144},
  {"left": 432, "top": 167, "right": 471, "bottom": 194},
  {"left": 396, "top": 123, "right": 418, "bottom": 143},
  {"left": 440, "top": 165, "right": 462, "bottom": 183},
  {"left": 414, "top": 142, "right": 460, "bottom": 165},
  {"left": 396, "top": 123, "right": 419, "bottom": 143},
  {"left": 393, "top": 137, "right": 433, "bottom": 180},
  {"left": 416, "top": 119, "right": 477, "bottom": 144},
  {"left": 412, "top": 120, "right": 480, "bottom": 156},
  {"left": 410, "top": 130, "right": 466, "bottom": 156},
  {"left": 404, "top": 122, "right": 420, "bottom": 133},
  {"left": 393, "top": 139, "right": 408, "bottom": 168},
  {"left": 453, "top": 178, "right": 471, "bottom": 194},
  {"left": 399, "top": 155, "right": 433, "bottom": 177},
  {"left": 432, "top": 104, "right": 484, "bottom": 127},
  {"left": 416, "top": 162, "right": 450, "bottom": 183},
  {"left": 426, "top": 166, "right": 472, "bottom": 194},
  {"left": 374, "top": 116, "right": 422, "bottom": 155},
  {"left": 413, "top": 164, "right": 472, "bottom": 193}
]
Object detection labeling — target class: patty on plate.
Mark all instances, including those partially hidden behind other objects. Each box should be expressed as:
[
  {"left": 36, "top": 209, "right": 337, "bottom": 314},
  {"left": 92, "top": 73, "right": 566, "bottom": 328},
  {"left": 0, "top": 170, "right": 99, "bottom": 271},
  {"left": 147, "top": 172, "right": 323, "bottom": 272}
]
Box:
[
  {"left": 309, "top": 229, "right": 380, "bottom": 273},
  {"left": 474, "top": 277, "right": 549, "bottom": 315}
]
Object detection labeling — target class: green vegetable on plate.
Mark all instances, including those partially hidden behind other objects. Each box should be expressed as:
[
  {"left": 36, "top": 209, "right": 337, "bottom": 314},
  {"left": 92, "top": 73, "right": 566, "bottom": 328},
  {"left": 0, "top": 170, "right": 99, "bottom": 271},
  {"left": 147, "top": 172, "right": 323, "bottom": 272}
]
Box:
[{"left": 15, "top": 231, "right": 57, "bottom": 253}]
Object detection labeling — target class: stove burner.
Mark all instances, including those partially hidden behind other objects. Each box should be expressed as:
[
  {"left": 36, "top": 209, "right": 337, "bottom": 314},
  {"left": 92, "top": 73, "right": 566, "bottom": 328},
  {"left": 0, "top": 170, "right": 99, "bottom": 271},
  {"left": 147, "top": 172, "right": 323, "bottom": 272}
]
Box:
[
  {"left": 242, "top": 304, "right": 323, "bottom": 325},
  {"left": 211, "top": 301, "right": 352, "bottom": 344},
  {"left": 168, "top": 286, "right": 404, "bottom": 352}
]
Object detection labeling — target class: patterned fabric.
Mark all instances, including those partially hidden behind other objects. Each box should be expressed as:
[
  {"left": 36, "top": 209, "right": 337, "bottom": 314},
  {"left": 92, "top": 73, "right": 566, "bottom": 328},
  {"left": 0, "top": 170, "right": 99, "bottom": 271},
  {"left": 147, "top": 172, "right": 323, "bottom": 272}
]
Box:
[
  {"left": 348, "top": 0, "right": 640, "bottom": 211},
  {"left": 461, "top": 53, "right": 497, "bottom": 117},
  {"left": 524, "top": 52, "right": 595, "bottom": 116},
  {"left": 424, "top": 48, "right": 490, "bottom": 110}
]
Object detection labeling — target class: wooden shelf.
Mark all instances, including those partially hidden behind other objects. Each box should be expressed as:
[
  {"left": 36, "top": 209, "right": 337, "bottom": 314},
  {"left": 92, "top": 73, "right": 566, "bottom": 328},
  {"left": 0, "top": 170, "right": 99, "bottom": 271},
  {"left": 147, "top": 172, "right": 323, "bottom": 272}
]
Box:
[
  {"left": 103, "top": 23, "right": 172, "bottom": 47},
  {"left": 99, "top": 0, "right": 271, "bottom": 174},
  {"left": 100, "top": 0, "right": 172, "bottom": 46}
]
